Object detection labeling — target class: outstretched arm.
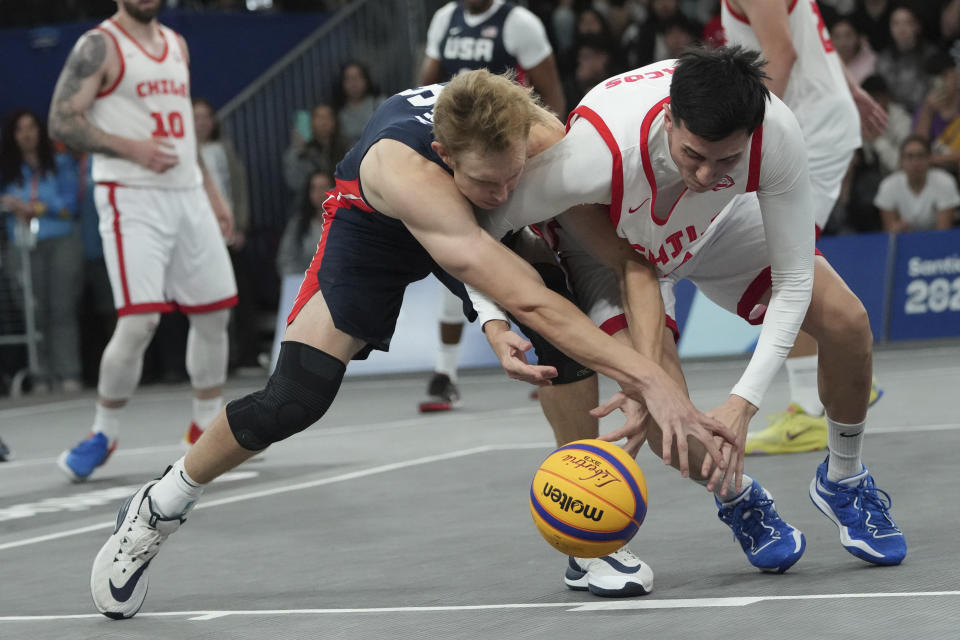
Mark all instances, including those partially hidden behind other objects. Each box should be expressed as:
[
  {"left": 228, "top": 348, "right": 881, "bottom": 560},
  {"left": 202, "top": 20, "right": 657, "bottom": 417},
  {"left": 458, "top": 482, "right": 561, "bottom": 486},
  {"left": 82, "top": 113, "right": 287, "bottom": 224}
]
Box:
[{"left": 361, "top": 140, "right": 736, "bottom": 476}]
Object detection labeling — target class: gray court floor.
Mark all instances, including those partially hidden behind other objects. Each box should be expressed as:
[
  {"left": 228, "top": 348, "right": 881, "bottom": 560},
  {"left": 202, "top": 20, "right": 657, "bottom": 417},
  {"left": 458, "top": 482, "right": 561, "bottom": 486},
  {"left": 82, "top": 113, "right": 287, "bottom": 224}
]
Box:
[{"left": 1, "top": 342, "right": 958, "bottom": 639}]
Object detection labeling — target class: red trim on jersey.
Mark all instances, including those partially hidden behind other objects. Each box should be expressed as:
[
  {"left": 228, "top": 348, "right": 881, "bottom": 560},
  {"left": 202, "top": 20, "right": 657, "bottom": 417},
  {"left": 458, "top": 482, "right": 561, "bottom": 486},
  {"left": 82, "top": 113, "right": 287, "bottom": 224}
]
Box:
[
  {"left": 287, "top": 197, "right": 338, "bottom": 325},
  {"left": 179, "top": 295, "right": 238, "bottom": 314},
  {"left": 639, "top": 97, "right": 672, "bottom": 226},
  {"left": 567, "top": 105, "right": 624, "bottom": 227},
  {"left": 745, "top": 126, "right": 763, "bottom": 193},
  {"left": 815, "top": 223, "right": 822, "bottom": 241},
  {"left": 109, "top": 18, "right": 169, "bottom": 63},
  {"left": 723, "top": 0, "right": 750, "bottom": 24},
  {"left": 515, "top": 63, "right": 527, "bottom": 87},
  {"left": 117, "top": 302, "right": 176, "bottom": 317},
  {"left": 665, "top": 315, "right": 680, "bottom": 344},
  {"left": 331, "top": 177, "right": 374, "bottom": 213},
  {"left": 599, "top": 314, "right": 627, "bottom": 336},
  {"left": 94, "top": 26, "right": 125, "bottom": 98},
  {"left": 736, "top": 248, "right": 824, "bottom": 324},
  {"left": 724, "top": 0, "right": 798, "bottom": 24}
]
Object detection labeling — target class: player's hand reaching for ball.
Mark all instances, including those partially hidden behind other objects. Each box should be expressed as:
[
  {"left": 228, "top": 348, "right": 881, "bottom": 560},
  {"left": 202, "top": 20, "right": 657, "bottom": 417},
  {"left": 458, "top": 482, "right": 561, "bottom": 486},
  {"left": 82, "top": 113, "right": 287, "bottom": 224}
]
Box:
[
  {"left": 484, "top": 320, "right": 558, "bottom": 386},
  {"left": 702, "top": 395, "right": 754, "bottom": 498},
  {"left": 594, "top": 391, "right": 650, "bottom": 457},
  {"left": 128, "top": 137, "right": 179, "bottom": 173},
  {"left": 633, "top": 373, "right": 737, "bottom": 479}
]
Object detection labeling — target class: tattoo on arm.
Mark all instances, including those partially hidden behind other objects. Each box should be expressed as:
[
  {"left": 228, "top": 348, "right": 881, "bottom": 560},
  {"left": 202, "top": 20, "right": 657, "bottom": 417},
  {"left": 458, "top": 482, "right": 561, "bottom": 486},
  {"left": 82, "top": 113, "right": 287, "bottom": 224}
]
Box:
[{"left": 49, "top": 33, "right": 119, "bottom": 157}]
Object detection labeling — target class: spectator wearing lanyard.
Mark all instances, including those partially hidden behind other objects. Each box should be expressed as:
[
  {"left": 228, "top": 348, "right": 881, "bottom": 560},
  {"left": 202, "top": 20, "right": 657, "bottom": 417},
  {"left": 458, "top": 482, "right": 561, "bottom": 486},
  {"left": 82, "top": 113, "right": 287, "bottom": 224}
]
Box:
[{"left": 0, "top": 108, "right": 83, "bottom": 393}]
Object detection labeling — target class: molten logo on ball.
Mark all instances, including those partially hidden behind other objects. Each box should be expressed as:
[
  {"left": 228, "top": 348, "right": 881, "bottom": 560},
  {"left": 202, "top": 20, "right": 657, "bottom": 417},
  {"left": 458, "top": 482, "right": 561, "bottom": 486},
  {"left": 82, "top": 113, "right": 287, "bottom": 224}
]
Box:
[
  {"left": 530, "top": 439, "right": 648, "bottom": 558},
  {"left": 541, "top": 482, "right": 604, "bottom": 521}
]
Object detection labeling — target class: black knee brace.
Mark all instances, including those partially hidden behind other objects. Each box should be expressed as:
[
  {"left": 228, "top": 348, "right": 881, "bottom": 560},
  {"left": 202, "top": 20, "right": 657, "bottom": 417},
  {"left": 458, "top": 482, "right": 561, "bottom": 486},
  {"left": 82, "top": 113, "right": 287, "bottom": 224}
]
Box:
[
  {"left": 225, "top": 342, "right": 346, "bottom": 451},
  {"left": 510, "top": 263, "right": 596, "bottom": 386}
]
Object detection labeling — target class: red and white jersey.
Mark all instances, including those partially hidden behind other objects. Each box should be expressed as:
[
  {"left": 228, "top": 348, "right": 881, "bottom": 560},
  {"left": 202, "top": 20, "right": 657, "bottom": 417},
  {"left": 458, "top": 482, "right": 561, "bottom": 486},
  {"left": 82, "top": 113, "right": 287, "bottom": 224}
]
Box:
[
  {"left": 87, "top": 19, "right": 201, "bottom": 189},
  {"left": 722, "top": 0, "right": 860, "bottom": 162},
  {"left": 480, "top": 60, "right": 815, "bottom": 407},
  {"left": 560, "top": 62, "right": 811, "bottom": 280}
]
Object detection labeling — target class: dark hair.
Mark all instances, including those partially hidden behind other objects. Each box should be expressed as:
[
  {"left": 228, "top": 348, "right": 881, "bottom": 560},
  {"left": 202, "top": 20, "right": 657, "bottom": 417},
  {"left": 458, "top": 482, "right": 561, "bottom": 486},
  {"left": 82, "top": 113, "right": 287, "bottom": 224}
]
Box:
[
  {"left": 670, "top": 45, "right": 770, "bottom": 141},
  {"left": 333, "top": 60, "right": 378, "bottom": 109},
  {"left": 310, "top": 102, "right": 341, "bottom": 141},
  {"left": 577, "top": 7, "right": 614, "bottom": 41},
  {"left": 192, "top": 97, "right": 221, "bottom": 141},
  {"left": 659, "top": 14, "right": 701, "bottom": 41},
  {"left": 0, "top": 109, "right": 56, "bottom": 188},
  {"left": 861, "top": 73, "right": 889, "bottom": 96},
  {"left": 576, "top": 33, "right": 614, "bottom": 57},
  {"left": 924, "top": 50, "right": 956, "bottom": 77},
  {"left": 296, "top": 170, "right": 332, "bottom": 238},
  {"left": 900, "top": 134, "right": 931, "bottom": 155}
]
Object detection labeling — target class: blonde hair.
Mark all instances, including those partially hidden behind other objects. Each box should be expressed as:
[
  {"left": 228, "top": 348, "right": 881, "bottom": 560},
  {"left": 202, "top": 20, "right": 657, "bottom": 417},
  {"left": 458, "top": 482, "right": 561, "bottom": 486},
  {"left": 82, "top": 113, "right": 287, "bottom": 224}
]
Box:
[{"left": 433, "top": 69, "right": 543, "bottom": 157}]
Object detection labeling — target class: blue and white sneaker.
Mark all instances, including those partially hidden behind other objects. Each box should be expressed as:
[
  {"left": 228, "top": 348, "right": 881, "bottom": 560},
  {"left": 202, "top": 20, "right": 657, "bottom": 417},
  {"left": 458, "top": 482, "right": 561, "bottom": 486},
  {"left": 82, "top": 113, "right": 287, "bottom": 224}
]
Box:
[
  {"left": 716, "top": 481, "right": 805, "bottom": 573},
  {"left": 564, "top": 546, "right": 653, "bottom": 597},
  {"left": 91, "top": 472, "right": 184, "bottom": 619},
  {"left": 809, "top": 458, "right": 905, "bottom": 565},
  {"left": 58, "top": 432, "right": 117, "bottom": 482}
]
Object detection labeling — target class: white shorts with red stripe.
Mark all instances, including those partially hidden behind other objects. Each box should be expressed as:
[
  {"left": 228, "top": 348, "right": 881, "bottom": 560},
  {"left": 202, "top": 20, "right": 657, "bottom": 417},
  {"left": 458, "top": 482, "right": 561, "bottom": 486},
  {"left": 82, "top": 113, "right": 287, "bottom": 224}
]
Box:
[
  {"left": 96, "top": 182, "right": 237, "bottom": 316},
  {"left": 556, "top": 194, "right": 821, "bottom": 340}
]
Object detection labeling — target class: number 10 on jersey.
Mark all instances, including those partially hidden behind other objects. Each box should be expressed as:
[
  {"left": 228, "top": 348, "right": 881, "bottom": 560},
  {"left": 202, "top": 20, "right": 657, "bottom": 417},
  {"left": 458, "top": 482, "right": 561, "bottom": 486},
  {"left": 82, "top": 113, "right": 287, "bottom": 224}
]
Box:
[{"left": 150, "top": 111, "right": 185, "bottom": 139}]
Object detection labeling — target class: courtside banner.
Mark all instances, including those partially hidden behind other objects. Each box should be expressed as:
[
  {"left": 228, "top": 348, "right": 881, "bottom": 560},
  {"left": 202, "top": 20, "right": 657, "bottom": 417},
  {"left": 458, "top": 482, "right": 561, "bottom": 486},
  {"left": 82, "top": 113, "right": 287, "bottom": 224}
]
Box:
[
  {"left": 888, "top": 228, "right": 960, "bottom": 341},
  {"left": 817, "top": 231, "right": 890, "bottom": 341}
]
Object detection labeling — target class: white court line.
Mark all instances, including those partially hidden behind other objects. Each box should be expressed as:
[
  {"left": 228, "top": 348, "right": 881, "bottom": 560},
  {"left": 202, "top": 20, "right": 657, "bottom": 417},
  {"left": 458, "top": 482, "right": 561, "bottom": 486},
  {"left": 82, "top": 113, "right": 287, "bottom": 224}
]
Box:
[
  {"left": 0, "top": 442, "right": 550, "bottom": 552},
  {"left": 0, "top": 406, "right": 543, "bottom": 470},
  {"left": 1, "top": 591, "right": 958, "bottom": 622}
]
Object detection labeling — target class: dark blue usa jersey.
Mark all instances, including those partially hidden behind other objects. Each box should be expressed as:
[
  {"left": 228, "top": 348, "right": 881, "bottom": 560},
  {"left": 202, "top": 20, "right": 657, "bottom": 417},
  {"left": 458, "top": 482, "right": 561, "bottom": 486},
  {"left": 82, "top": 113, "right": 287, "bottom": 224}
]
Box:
[
  {"left": 331, "top": 84, "right": 449, "bottom": 211},
  {"left": 438, "top": 2, "right": 519, "bottom": 81}
]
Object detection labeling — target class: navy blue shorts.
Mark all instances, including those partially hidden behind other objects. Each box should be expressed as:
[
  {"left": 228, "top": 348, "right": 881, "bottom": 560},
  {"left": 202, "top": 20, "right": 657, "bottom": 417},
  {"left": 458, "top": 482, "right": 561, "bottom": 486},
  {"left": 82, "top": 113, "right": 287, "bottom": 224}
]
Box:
[{"left": 288, "top": 204, "right": 476, "bottom": 360}]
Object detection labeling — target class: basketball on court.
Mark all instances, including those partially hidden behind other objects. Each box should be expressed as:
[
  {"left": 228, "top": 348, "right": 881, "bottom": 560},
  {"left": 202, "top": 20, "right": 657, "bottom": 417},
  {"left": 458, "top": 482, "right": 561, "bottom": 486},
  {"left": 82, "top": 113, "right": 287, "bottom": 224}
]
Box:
[{"left": 529, "top": 439, "right": 648, "bottom": 558}]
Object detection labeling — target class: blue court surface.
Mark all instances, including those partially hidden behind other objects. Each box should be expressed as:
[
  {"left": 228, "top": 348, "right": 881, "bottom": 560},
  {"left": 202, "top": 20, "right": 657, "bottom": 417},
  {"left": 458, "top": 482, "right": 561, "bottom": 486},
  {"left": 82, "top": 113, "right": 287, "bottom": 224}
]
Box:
[{"left": 1, "top": 342, "right": 958, "bottom": 639}]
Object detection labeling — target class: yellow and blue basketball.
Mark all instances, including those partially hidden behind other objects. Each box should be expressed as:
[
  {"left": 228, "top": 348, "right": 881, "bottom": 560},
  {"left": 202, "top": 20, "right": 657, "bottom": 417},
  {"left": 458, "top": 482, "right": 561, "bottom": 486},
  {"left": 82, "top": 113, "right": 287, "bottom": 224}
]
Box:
[{"left": 529, "top": 439, "right": 647, "bottom": 557}]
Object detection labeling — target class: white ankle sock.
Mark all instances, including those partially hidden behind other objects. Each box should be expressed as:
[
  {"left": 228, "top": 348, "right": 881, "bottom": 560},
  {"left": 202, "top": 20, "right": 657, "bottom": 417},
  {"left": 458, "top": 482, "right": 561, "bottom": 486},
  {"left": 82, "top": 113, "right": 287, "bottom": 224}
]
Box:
[
  {"left": 827, "top": 416, "right": 865, "bottom": 482},
  {"left": 435, "top": 343, "right": 460, "bottom": 382},
  {"left": 150, "top": 457, "right": 205, "bottom": 518},
  {"left": 717, "top": 474, "right": 754, "bottom": 505},
  {"left": 192, "top": 396, "right": 223, "bottom": 430},
  {"left": 92, "top": 403, "right": 122, "bottom": 444},
  {"left": 786, "top": 355, "right": 823, "bottom": 415}
]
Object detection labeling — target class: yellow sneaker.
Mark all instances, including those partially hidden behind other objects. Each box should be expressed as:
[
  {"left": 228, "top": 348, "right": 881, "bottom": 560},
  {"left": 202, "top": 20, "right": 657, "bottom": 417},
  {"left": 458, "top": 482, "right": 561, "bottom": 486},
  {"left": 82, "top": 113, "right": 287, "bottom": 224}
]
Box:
[
  {"left": 869, "top": 378, "right": 883, "bottom": 407},
  {"left": 745, "top": 403, "right": 827, "bottom": 455}
]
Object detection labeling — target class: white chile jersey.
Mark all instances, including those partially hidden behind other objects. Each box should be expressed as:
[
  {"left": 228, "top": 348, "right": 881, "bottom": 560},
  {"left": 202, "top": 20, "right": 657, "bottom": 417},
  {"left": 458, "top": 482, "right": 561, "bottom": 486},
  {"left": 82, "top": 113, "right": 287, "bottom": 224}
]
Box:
[
  {"left": 569, "top": 62, "right": 812, "bottom": 279},
  {"left": 722, "top": 0, "right": 860, "bottom": 161},
  {"left": 479, "top": 61, "right": 816, "bottom": 406},
  {"left": 87, "top": 19, "right": 201, "bottom": 189}
]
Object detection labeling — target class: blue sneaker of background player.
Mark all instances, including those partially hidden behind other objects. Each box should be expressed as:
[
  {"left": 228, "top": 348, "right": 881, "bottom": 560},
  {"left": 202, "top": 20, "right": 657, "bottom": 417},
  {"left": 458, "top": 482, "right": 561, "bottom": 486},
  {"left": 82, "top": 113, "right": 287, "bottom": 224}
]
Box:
[
  {"left": 809, "top": 457, "right": 906, "bottom": 565},
  {"left": 716, "top": 480, "right": 805, "bottom": 573},
  {"left": 58, "top": 432, "right": 117, "bottom": 482}
]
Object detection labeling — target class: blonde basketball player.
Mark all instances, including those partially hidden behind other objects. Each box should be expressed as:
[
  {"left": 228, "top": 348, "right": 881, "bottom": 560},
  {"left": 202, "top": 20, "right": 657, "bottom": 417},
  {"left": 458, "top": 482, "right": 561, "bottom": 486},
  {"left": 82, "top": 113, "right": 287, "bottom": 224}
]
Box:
[{"left": 49, "top": 0, "right": 237, "bottom": 481}]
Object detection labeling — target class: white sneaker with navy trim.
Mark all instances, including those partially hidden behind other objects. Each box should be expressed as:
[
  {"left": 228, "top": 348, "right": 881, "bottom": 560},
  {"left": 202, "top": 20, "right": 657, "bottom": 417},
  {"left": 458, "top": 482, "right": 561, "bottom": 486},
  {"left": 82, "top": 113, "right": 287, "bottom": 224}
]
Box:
[
  {"left": 564, "top": 546, "right": 653, "bottom": 597},
  {"left": 91, "top": 474, "right": 184, "bottom": 618}
]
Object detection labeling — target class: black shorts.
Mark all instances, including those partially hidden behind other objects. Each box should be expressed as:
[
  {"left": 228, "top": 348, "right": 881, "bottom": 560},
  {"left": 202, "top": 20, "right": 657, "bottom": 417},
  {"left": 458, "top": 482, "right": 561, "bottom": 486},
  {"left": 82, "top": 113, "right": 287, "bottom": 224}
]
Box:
[{"left": 288, "top": 204, "right": 476, "bottom": 359}]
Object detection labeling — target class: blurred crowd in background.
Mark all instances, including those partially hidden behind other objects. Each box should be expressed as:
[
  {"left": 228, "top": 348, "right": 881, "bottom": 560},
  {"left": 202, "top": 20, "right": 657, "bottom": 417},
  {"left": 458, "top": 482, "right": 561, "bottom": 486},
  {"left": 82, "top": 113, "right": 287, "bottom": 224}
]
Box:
[{"left": 2, "top": 0, "right": 960, "bottom": 398}]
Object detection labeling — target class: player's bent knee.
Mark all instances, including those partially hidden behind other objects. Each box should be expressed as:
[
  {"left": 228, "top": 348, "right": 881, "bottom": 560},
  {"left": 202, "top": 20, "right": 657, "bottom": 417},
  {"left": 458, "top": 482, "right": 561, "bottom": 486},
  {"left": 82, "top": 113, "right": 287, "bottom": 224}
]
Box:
[
  {"left": 225, "top": 342, "right": 346, "bottom": 451},
  {"left": 114, "top": 313, "right": 161, "bottom": 353}
]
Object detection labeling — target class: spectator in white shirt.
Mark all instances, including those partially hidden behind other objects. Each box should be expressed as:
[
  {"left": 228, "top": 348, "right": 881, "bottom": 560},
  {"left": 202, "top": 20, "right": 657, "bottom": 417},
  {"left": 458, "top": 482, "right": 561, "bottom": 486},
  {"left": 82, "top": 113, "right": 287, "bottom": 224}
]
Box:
[{"left": 874, "top": 135, "right": 960, "bottom": 232}]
